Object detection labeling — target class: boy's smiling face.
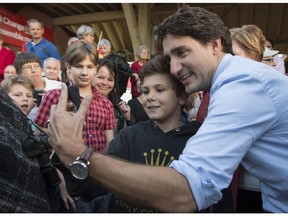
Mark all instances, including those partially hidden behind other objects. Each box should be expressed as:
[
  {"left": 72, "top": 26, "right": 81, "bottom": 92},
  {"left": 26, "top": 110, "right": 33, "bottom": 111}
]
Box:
[{"left": 141, "top": 73, "right": 186, "bottom": 127}]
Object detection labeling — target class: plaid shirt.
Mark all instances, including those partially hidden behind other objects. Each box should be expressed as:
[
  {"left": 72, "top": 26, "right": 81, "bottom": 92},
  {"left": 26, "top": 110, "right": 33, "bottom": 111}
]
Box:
[{"left": 35, "top": 86, "right": 116, "bottom": 151}]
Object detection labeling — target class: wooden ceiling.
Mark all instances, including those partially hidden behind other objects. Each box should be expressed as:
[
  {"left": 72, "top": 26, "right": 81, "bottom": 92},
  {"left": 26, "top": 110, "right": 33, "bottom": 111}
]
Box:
[{"left": 2, "top": 3, "right": 288, "bottom": 60}]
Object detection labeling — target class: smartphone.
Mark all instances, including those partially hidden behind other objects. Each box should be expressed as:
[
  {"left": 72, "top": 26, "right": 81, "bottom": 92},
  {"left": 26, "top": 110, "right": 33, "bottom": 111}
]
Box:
[{"left": 33, "top": 90, "right": 44, "bottom": 107}]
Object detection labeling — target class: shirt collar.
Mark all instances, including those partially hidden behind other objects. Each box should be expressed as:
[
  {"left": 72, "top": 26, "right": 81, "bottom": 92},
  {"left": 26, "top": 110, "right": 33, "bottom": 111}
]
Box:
[{"left": 212, "top": 53, "right": 233, "bottom": 86}]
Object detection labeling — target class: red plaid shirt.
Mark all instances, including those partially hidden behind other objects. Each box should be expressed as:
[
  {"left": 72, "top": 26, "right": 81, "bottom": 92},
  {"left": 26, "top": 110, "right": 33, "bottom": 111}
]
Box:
[{"left": 35, "top": 86, "right": 116, "bottom": 151}]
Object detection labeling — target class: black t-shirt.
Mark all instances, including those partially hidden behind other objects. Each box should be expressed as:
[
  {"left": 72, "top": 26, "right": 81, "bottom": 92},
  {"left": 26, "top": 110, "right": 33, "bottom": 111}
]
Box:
[{"left": 107, "top": 120, "right": 201, "bottom": 213}]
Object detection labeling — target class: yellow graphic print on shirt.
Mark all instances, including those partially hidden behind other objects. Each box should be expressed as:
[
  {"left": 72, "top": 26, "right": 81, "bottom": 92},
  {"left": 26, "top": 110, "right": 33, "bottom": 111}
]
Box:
[
  {"left": 144, "top": 148, "right": 175, "bottom": 167},
  {"left": 113, "top": 148, "right": 176, "bottom": 213}
]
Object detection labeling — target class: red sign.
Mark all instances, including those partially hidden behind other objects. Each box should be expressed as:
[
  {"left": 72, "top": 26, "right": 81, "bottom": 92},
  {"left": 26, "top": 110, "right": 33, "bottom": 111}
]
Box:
[{"left": 0, "top": 6, "right": 53, "bottom": 48}]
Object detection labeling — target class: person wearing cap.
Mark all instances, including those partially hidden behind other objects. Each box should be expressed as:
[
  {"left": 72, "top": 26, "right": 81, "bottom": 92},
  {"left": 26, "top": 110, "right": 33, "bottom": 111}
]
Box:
[
  {"left": 264, "top": 39, "right": 286, "bottom": 74},
  {"left": 76, "top": 25, "right": 96, "bottom": 44}
]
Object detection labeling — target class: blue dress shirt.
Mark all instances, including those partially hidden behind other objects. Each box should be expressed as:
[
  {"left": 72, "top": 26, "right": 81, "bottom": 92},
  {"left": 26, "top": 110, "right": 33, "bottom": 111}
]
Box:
[
  {"left": 25, "top": 38, "right": 61, "bottom": 67},
  {"left": 170, "top": 54, "right": 288, "bottom": 212}
]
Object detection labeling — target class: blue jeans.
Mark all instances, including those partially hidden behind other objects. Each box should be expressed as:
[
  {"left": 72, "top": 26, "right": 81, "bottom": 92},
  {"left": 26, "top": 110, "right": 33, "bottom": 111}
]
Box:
[{"left": 75, "top": 193, "right": 112, "bottom": 213}]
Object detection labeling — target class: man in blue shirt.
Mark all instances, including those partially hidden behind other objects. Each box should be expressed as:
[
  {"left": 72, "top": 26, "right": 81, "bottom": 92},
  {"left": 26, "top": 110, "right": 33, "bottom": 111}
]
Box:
[
  {"left": 47, "top": 6, "right": 288, "bottom": 213},
  {"left": 24, "top": 19, "right": 61, "bottom": 67}
]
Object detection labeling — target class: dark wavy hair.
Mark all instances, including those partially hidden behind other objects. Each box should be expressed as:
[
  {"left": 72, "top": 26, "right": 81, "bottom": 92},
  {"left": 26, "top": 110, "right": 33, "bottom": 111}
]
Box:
[{"left": 155, "top": 5, "right": 232, "bottom": 54}]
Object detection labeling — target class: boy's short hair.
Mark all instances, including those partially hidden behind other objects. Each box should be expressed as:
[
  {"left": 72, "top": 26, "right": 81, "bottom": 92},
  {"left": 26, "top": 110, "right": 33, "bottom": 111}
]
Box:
[
  {"left": 139, "top": 54, "right": 185, "bottom": 97},
  {"left": 64, "top": 41, "right": 98, "bottom": 67},
  {"left": 14, "top": 52, "right": 41, "bottom": 75},
  {"left": 2, "top": 75, "right": 34, "bottom": 94}
]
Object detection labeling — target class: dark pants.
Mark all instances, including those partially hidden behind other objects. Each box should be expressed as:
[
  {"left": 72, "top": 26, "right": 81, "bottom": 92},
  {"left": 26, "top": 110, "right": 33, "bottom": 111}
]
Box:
[
  {"left": 75, "top": 194, "right": 112, "bottom": 213},
  {"left": 236, "top": 189, "right": 263, "bottom": 213}
]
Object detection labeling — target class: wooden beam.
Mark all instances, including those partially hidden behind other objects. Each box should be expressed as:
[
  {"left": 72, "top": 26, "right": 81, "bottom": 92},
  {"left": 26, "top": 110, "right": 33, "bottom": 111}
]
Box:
[
  {"left": 90, "top": 23, "right": 102, "bottom": 44},
  {"left": 101, "top": 21, "right": 119, "bottom": 51},
  {"left": 53, "top": 10, "right": 125, "bottom": 26},
  {"left": 250, "top": 4, "right": 254, "bottom": 24},
  {"left": 66, "top": 4, "right": 84, "bottom": 14},
  {"left": 32, "top": 4, "right": 63, "bottom": 17},
  {"left": 80, "top": 3, "right": 95, "bottom": 13},
  {"left": 121, "top": 3, "right": 142, "bottom": 59},
  {"left": 276, "top": 4, "right": 284, "bottom": 38},
  {"left": 263, "top": 4, "right": 269, "bottom": 35},
  {"left": 112, "top": 20, "right": 126, "bottom": 49},
  {"left": 138, "top": 3, "right": 150, "bottom": 47}
]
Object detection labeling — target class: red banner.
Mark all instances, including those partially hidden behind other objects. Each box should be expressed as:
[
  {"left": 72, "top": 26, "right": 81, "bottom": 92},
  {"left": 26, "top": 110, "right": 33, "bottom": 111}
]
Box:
[{"left": 0, "top": 6, "right": 53, "bottom": 48}]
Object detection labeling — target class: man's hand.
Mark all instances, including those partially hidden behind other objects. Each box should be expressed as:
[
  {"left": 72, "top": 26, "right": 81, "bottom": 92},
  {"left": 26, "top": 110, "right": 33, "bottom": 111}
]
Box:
[{"left": 47, "top": 83, "right": 91, "bottom": 166}]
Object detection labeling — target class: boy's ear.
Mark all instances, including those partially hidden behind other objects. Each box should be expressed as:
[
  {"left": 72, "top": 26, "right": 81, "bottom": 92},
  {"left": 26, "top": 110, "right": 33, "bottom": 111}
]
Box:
[{"left": 179, "top": 92, "right": 188, "bottom": 107}]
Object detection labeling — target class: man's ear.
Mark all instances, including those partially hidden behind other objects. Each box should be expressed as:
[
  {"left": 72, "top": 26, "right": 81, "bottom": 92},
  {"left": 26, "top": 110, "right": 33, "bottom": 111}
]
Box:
[{"left": 210, "top": 38, "right": 222, "bottom": 55}]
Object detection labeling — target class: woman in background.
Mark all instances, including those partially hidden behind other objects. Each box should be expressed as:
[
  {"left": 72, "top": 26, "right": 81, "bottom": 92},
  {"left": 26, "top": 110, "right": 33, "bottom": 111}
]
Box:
[{"left": 130, "top": 45, "right": 150, "bottom": 98}]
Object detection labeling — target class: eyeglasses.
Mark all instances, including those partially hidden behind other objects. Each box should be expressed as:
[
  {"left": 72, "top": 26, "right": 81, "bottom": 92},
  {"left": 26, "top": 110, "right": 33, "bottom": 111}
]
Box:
[{"left": 22, "top": 65, "right": 41, "bottom": 72}]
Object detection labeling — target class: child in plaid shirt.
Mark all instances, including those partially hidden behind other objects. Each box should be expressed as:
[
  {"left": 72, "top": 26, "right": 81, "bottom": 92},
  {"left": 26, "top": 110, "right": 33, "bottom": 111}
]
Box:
[{"left": 35, "top": 41, "right": 116, "bottom": 151}]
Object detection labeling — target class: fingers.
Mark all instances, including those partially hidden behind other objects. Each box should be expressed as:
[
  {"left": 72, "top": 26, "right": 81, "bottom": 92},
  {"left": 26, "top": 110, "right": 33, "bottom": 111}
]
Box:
[
  {"left": 69, "top": 198, "right": 76, "bottom": 210},
  {"left": 67, "top": 101, "right": 75, "bottom": 112},
  {"left": 62, "top": 198, "right": 69, "bottom": 210},
  {"left": 75, "top": 94, "right": 92, "bottom": 118},
  {"left": 56, "top": 83, "right": 69, "bottom": 112}
]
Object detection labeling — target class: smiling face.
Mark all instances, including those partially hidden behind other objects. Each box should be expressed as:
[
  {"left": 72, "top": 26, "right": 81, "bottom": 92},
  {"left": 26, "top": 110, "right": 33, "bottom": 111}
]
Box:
[
  {"left": 141, "top": 73, "right": 186, "bottom": 126},
  {"left": 163, "top": 35, "right": 219, "bottom": 94},
  {"left": 70, "top": 56, "right": 96, "bottom": 88},
  {"left": 8, "top": 84, "right": 34, "bottom": 116},
  {"left": 99, "top": 45, "right": 111, "bottom": 57},
  {"left": 43, "top": 59, "right": 60, "bottom": 80},
  {"left": 93, "top": 65, "right": 115, "bottom": 97}
]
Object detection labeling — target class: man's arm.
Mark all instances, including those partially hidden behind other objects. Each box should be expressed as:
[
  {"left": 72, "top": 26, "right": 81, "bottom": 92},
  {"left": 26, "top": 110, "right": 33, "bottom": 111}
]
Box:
[
  {"left": 48, "top": 84, "right": 197, "bottom": 212},
  {"left": 90, "top": 152, "right": 196, "bottom": 212}
]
